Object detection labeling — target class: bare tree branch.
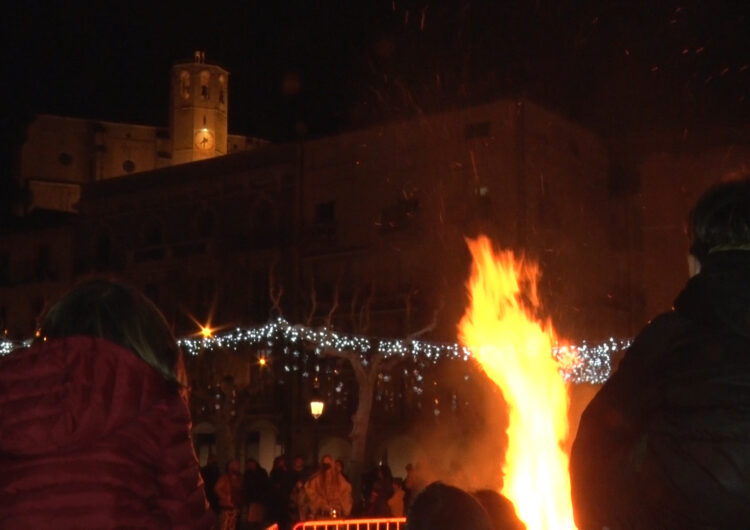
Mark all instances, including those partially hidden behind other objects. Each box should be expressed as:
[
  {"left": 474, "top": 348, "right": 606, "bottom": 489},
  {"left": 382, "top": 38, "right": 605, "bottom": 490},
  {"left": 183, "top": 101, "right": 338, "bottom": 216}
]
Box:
[
  {"left": 325, "top": 275, "right": 341, "bottom": 328},
  {"left": 407, "top": 298, "right": 444, "bottom": 340},
  {"left": 305, "top": 277, "right": 317, "bottom": 326},
  {"left": 269, "top": 261, "right": 284, "bottom": 318}
]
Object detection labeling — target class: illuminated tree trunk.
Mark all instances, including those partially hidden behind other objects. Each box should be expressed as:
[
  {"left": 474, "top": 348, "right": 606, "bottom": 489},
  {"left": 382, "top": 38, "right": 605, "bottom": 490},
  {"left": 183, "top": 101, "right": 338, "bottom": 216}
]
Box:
[{"left": 348, "top": 358, "right": 381, "bottom": 511}]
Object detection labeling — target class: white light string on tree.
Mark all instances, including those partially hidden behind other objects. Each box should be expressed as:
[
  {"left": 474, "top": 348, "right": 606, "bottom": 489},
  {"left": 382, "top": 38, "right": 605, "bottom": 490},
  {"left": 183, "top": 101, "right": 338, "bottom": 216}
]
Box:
[{"left": 0, "top": 318, "right": 630, "bottom": 384}]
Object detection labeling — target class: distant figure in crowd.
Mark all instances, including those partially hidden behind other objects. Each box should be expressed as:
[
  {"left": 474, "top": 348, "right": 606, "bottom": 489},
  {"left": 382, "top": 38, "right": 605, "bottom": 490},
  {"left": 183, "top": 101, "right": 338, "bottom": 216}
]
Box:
[
  {"left": 571, "top": 178, "right": 750, "bottom": 528},
  {"left": 268, "top": 455, "right": 292, "bottom": 528},
  {"left": 215, "top": 459, "right": 243, "bottom": 530},
  {"left": 472, "top": 489, "right": 526, "bottom": 530},
  {"left": 364, "top": 464, "right": 394, "bottom": 516},
  {"left": 387, "top": 477, "right": 406, "bottom": 517},
  {"left": 288, "top": 455, "right": 310, "bottom": 524},
  {"left": 202, "top": 453, "right": 222, "bottom": 513},
  {"left": 243, "top": 457, "right": 269, "bottom": 529},
  {"left": 0, "top": 277, "right": 215, "bottom": 528},
  {"left": 404, "top": 461, "right": 428, "bottom": 513},
  {"left": 407, "top": 481, "right": 493, "bottom": 530},
  {"left": 305, "top": 454, "right": 353, "bottom": 518}
]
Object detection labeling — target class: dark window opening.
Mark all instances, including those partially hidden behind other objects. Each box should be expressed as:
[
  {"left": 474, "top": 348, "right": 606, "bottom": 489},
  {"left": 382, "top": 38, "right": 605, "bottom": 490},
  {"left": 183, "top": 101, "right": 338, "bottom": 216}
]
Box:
[
  {"left": 35, "top": 245, "right": 54, "bottom": 281},
  {"left": 143, "top": 221, "right": 162, "bottom": 247},
  {"left": 314, "top": 201, "right": 336, "bottom": 224},
  {"left": 201, "top": 85, "right": 209, "bottom": 99},
  {"left": 0, "top": 251, "right": 9, "bottom": 285},
  {"left": 197, "top": 210, "right": 215, "bottom": 239},
  {"left": 122, "top": 160, "right": 136, "bottom": 173},
  {"left": 58, "top": 152, "right": 73, "bottom": 166},
  {"left": 465, "top": 121, "right": 491, "bottom": 139},
  {"left": 314, "top": 201, "right": 337, "bottom": 239},
  {"left": 378, "top": 191, "right": 419, "bottom": 233},
  {"left": 95, "top": 233, "right": 111, "bottom": 269}
]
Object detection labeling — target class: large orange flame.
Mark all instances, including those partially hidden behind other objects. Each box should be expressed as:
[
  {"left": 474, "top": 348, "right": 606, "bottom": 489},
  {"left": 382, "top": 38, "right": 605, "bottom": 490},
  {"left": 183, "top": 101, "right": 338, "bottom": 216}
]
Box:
[{"left": 458, "top": 236, "right": 576, "bottom": 530}]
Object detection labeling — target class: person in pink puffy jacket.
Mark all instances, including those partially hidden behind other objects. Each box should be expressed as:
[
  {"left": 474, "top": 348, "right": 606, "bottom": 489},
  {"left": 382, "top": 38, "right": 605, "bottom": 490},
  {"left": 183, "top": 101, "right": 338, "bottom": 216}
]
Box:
[{"left": 0, "top": 277, "right": 216, "bottom": 529}]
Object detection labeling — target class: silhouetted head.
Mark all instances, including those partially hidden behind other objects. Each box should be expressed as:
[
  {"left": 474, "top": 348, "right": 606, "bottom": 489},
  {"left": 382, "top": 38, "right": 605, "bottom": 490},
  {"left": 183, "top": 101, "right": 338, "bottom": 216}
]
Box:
[
  {"left": 320, "top": 454, "right": 334, "bottom": 472},
  {"left": 688, "top": 178, "right": 750, "bottom": 264},
  {"left": 39, "top": 277, "right": 181, "bottom": 387},
  {"left": 407, "top": 482, "right": 493, "bottom": 530},
  {"left": 472, "top": 489, "right": 526, "bottom": 530}
]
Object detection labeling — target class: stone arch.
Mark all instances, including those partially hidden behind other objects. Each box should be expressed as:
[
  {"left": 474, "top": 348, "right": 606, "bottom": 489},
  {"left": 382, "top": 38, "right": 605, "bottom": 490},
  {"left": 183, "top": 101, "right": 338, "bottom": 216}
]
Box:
[
  {"left": 374, "top": 434, "right": 419, "bottom": 480},
  {"left": 319, "top": 435, "right": 352, "bottom": 474},
  {"left": 193, "top": 421, "right": 217, "bottom": 466},
  {"left": 242, "top": 418, "right": 280, "bottom": 472}
]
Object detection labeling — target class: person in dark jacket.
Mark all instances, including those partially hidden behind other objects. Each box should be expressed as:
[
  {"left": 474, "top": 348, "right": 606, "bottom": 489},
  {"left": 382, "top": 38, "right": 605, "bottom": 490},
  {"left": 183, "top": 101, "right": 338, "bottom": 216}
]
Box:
[
  {"left": 0, "top": 277, "right": 215, "bottom": 529},
  {"left": 570, "top": 178, "right": 750, "bottom": 529},
  {"left": 242, "top": 457, "right": 269, "bottom": 529}
]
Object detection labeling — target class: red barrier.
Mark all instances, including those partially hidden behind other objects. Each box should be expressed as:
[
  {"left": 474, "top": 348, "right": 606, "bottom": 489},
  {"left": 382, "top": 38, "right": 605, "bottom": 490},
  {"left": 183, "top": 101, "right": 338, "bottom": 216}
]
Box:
[{"left": 292, "top": 517, "right": 406, "bottom": 530}]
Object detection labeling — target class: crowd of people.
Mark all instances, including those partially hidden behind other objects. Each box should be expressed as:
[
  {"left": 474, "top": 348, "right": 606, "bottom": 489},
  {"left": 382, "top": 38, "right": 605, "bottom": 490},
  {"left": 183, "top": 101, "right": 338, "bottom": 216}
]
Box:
[
  {"left": 200, "top": 454, "right": 420, "bottom": 530},
  {"left": 199, "top": 451, "right": 526, "bottom": 530}
]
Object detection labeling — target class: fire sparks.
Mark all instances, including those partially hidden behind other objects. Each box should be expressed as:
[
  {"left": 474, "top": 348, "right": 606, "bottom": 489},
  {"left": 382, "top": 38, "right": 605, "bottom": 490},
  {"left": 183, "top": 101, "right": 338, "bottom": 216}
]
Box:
[{"left": 458, "top": 236, "right": 576, "bottom": 530}]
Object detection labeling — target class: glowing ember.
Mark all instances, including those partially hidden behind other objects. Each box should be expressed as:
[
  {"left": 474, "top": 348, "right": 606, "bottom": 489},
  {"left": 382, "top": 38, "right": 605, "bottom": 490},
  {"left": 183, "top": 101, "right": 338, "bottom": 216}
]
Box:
[{"left": 458, "top": 236, "right": 576, "bottom": 530}]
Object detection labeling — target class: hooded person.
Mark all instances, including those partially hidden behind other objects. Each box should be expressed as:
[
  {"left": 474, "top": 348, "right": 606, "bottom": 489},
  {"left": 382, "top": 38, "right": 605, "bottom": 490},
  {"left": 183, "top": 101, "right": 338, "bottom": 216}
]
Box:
[
  {"left": 570, "top": 178, "right": 750, "bottom": 529},
  {"left": 304, "top": 454, "right": 352, "bottom": 518},
  {"left": 0, "top": 277, "right": 215, "bottom": 529}
]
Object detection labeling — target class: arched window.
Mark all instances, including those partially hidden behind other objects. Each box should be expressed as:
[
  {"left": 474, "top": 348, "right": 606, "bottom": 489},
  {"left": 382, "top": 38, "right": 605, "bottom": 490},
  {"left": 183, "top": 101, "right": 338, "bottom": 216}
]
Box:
[
  {"left": 180, "top": 70, "right": 190, "bottom": 100},
  {"left": 218, "top": 74, "right": 226, "bottom": 106},
  {"left": 200, "top": 70, "right": 210, "bottom": 100}
]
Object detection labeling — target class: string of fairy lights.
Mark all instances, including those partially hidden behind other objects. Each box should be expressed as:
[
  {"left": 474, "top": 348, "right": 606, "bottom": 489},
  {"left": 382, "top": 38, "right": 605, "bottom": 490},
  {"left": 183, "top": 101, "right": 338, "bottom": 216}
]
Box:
[{"left": 0, "top": 318, "right": 631, "bottom": 384}]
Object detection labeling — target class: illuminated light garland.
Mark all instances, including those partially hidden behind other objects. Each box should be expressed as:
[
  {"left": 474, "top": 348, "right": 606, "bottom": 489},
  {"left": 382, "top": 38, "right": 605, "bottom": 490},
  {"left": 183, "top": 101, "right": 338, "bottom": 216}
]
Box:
[{"left": 0, "top": 318, "right": 630, "bottom": 384}]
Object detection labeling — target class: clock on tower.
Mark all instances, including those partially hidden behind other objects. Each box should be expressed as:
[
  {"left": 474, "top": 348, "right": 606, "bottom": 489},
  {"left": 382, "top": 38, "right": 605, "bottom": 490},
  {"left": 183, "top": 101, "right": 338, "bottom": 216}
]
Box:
[{"left": 194, "top": 129, "right": 215, "bottom": 151}]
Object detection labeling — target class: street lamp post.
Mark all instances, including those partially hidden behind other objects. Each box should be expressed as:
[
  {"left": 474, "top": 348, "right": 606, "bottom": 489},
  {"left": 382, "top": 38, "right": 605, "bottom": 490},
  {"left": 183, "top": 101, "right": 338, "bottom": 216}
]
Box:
[{"left": 309, "top": 385, "right": 325, "bottom": 465}]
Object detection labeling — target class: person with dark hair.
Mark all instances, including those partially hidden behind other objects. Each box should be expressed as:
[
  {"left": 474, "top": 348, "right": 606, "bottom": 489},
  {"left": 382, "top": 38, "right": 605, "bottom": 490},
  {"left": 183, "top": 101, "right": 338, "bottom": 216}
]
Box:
[
  {"left": 202, "top": 453, "right": 222, "bottom": 513},
  {"left": 288, "top": 455, "right": 310, "bottom": 525},
  {"left": 216, "top": 459, "right": 243, "bottom": 530},
  {"left": 243, "top": 457, "right": 269, "bottom": 529},
  {"left": 472, "top": 489, "right": 526, "bottom": 530},
  {"left": 268, "top": 455, "right": 290, "bottom": 529},
  {"left": 570, "top": 178, "right": 750, "bottom": 528},
  {"left": 407, "top": 481, "right": 493, "bottom": 530},
  {"left": 370, "top": 464, "right": 395, "bottom": 516},
  {"left": 0, "top": 277, "right": 214, "bottom": 528}
]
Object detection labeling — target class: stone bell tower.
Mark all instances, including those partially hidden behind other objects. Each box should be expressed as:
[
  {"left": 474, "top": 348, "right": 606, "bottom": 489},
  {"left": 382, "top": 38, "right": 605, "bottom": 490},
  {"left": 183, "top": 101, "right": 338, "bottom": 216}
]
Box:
[{"left": 169, "top": 51, "right": 229, "bottom": 164}]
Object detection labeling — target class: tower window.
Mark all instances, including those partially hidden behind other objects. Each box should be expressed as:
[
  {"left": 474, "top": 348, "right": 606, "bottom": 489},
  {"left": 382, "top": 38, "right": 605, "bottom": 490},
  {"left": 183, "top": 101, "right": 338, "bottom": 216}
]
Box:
[
  {"left": 200, "top": 70, "right": 210, "bottom": 100},
  {"left": 180, "top": 70, "right": 190, "bottom": 100}
]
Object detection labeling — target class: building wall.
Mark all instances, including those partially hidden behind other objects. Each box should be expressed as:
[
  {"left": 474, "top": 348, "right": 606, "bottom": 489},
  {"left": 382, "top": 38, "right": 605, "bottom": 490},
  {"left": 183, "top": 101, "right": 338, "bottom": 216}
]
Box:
[{"left": 300, "top": 98, "right": 621, "bottom": 341}]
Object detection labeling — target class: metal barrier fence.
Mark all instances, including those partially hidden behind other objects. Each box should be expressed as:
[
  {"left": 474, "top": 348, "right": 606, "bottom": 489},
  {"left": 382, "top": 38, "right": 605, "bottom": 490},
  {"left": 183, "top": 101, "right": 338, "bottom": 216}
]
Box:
[{"left": 291, "top": 517, "right": 407, "bottom": 530}]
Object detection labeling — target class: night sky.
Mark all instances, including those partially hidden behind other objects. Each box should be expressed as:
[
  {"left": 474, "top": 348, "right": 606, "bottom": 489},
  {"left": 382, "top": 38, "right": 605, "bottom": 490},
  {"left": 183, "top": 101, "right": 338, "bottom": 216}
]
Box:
[{"left": 3, "top": 1, "right": 750, "bottom": 211}]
